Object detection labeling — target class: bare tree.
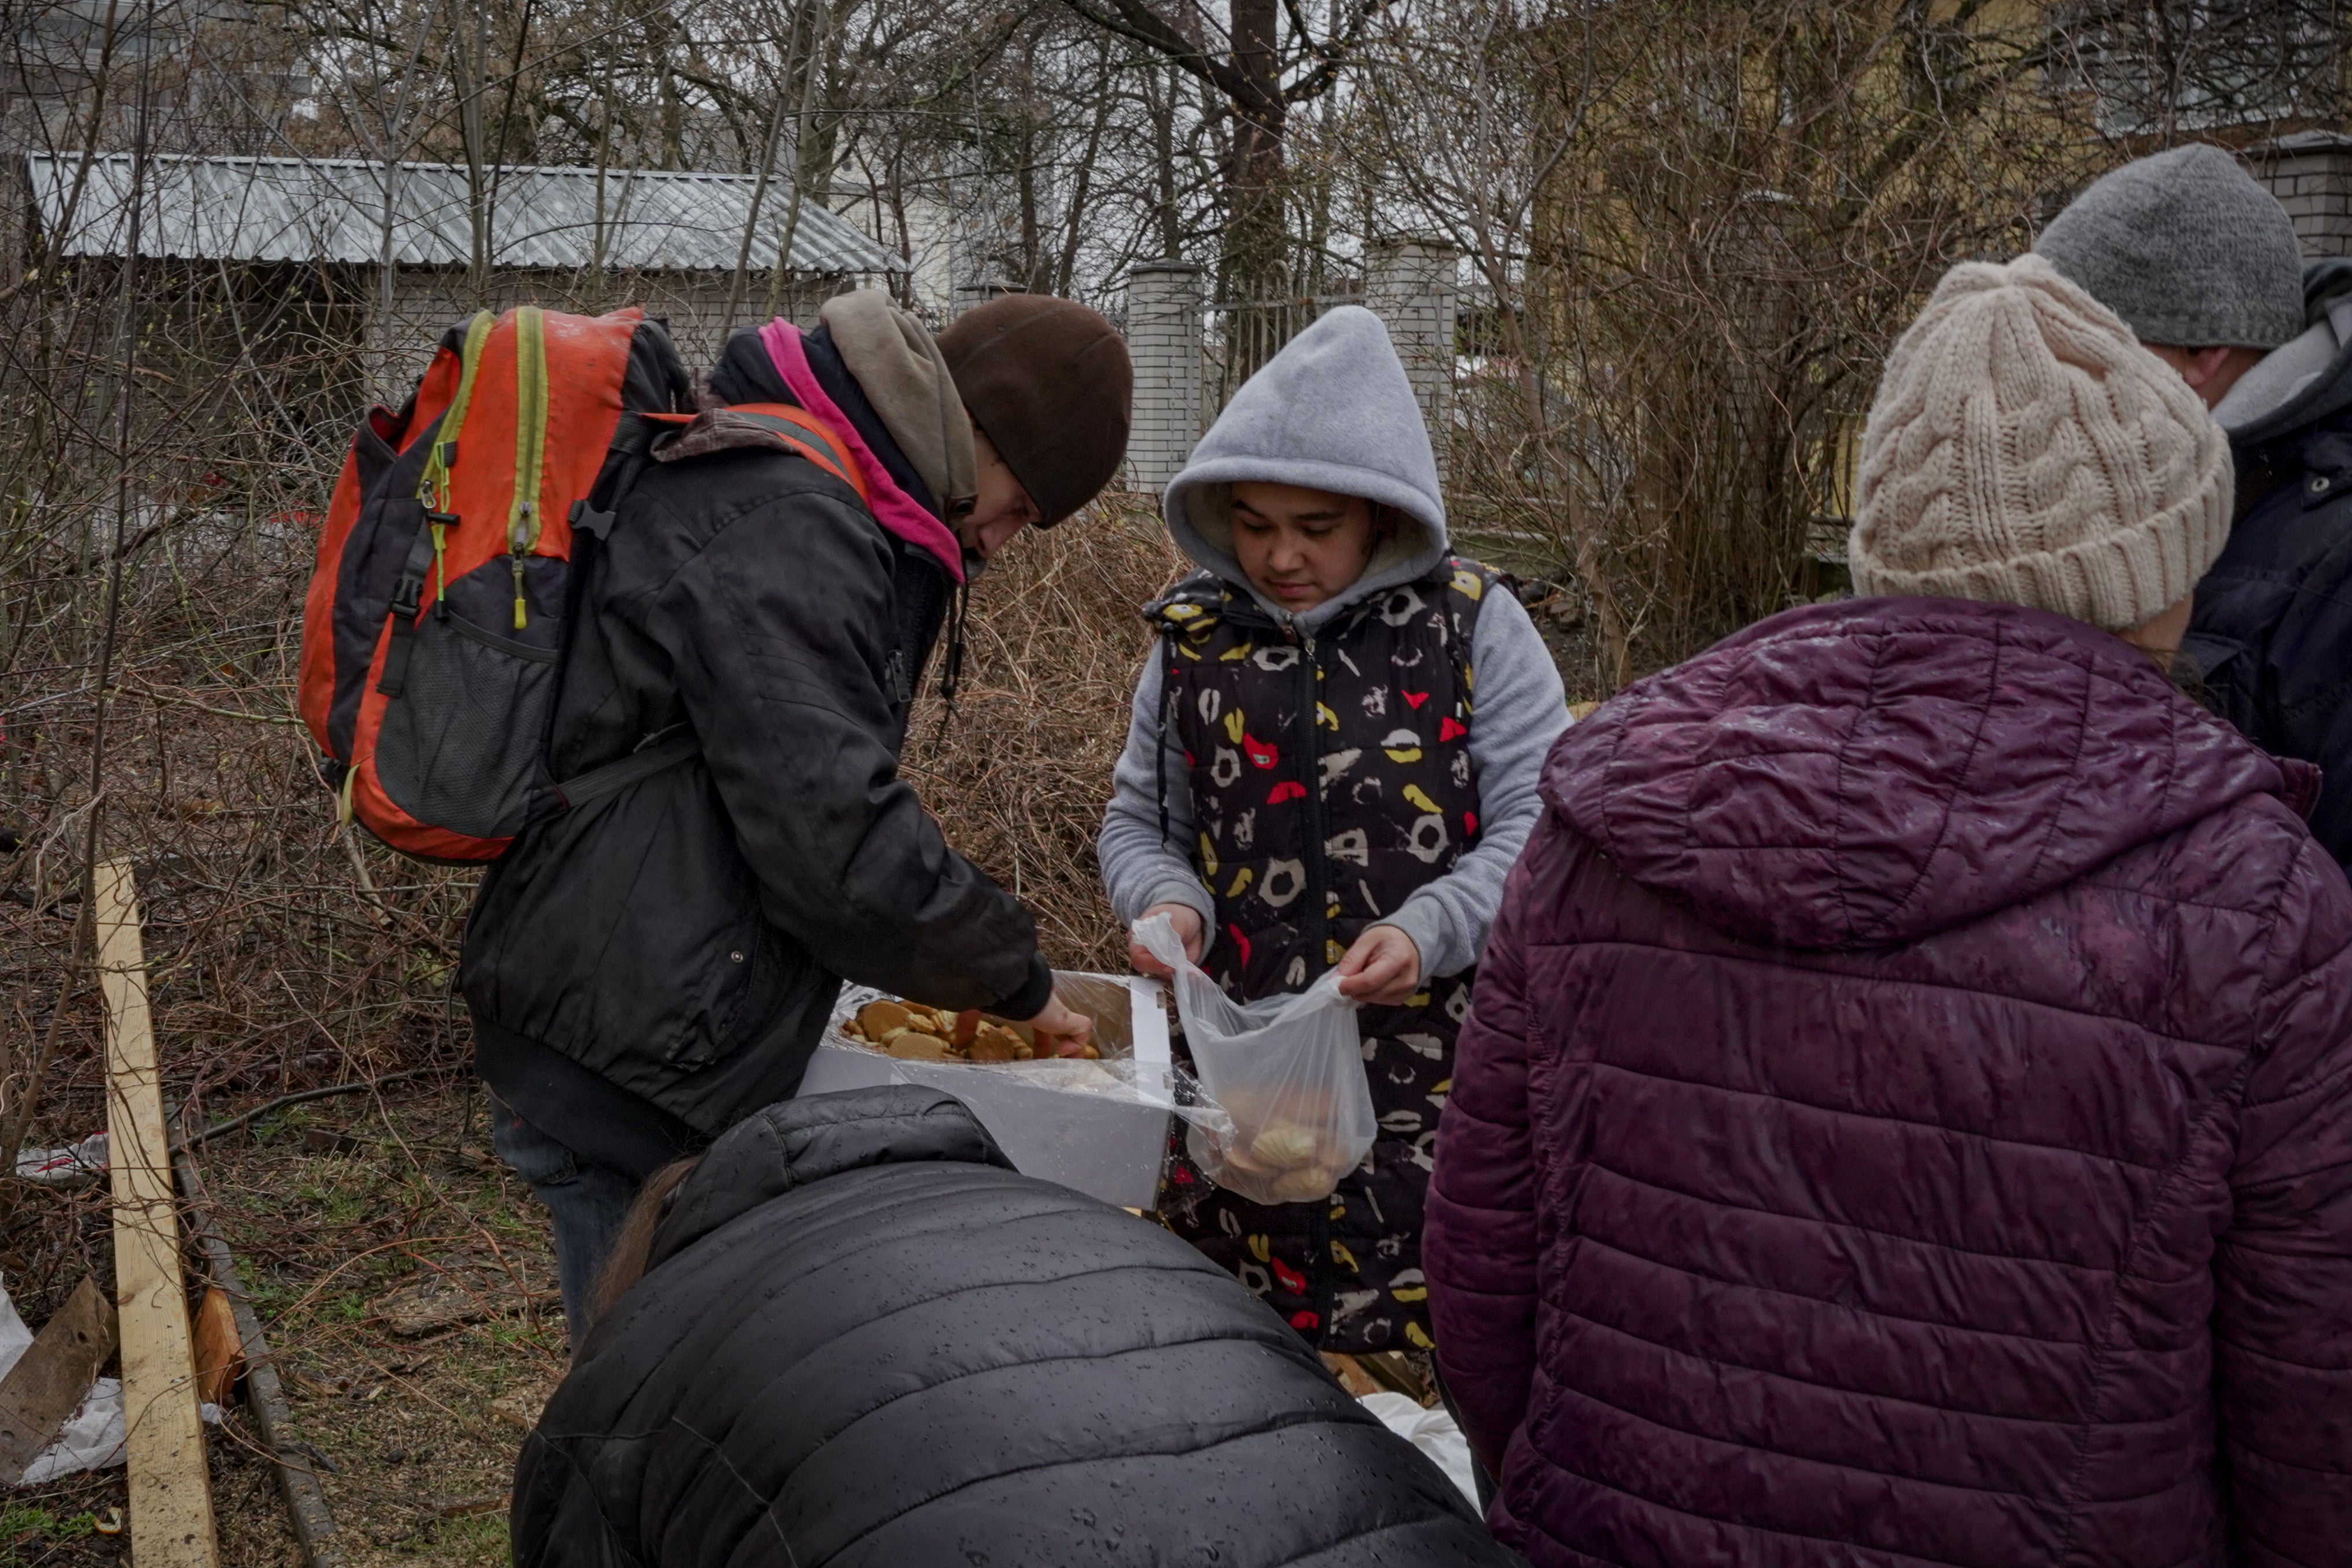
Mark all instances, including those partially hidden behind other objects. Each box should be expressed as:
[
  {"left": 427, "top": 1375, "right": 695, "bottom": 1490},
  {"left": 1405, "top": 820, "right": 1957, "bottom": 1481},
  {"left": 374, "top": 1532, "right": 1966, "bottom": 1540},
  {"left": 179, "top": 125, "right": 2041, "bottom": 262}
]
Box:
[{"left": 1054, "top": 0, "right": 1380, "bottom": 299}]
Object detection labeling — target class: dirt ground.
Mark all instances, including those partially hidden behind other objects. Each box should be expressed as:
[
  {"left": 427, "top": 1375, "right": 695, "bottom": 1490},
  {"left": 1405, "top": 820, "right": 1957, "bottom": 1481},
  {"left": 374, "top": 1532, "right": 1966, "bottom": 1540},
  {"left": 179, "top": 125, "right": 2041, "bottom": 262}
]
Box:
[
  {"left": 197, "top": 1080, "right": 570, "bottom": 1565},
  {"left": 2, "top": 1079, "right": 568, "bottom": 1567},
  {"left": 1, "top": 1407, "right": 305, "bottom": 1567}
]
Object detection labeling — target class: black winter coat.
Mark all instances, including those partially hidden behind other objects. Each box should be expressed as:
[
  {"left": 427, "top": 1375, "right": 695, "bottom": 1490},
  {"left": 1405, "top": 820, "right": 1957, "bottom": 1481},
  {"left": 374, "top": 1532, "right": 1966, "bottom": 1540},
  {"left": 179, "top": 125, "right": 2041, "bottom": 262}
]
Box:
[
  {"left": 2185, "top": 259, "right": 2352, "bottom": 871},
  {"left": 460, "top": 330, "right": 1052, "bottom": 1175},
  {"left": 511, "top": 1086, "right": 1519, "bottom": 1568}
]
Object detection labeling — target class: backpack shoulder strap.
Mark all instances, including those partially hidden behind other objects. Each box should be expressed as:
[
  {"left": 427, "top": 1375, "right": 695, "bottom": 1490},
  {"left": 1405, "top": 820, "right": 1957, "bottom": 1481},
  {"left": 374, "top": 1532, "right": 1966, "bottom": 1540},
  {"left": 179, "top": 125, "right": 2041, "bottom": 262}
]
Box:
[
  {"left": 723, "top": 402, "right": 873, "bottom": 507},
  {"left": 643, "top": 402, "right": 873, "bottom": 508}
]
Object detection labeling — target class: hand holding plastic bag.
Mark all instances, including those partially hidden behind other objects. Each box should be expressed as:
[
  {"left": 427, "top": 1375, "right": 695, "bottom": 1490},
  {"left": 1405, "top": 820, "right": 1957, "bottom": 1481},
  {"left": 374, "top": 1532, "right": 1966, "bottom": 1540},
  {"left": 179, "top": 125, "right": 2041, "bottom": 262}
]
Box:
[{"left": 1136, "top": 912, "right": 1376, "bottom": 1205}]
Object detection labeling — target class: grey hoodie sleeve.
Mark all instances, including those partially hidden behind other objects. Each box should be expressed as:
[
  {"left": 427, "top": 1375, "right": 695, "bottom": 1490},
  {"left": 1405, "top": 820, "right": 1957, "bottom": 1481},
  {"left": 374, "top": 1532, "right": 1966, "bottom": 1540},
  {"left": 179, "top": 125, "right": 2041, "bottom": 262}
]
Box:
[
  {"left": 1377, "top": 590, "right": 1569, "bottom": 978},
  {"left": 1096, "top": 594, "right": 1570, "bottom": 977},
  {"left": 1098, "top": 647, "right": 1218, "bottom": 940}
]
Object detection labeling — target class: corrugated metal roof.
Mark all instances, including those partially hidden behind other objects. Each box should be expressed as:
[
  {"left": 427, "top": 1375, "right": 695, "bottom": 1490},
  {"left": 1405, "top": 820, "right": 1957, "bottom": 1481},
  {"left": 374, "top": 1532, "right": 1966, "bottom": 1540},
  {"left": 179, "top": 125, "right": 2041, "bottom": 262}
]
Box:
[{"left": 24, "top": 152, "right": 908, "bottom": 273}]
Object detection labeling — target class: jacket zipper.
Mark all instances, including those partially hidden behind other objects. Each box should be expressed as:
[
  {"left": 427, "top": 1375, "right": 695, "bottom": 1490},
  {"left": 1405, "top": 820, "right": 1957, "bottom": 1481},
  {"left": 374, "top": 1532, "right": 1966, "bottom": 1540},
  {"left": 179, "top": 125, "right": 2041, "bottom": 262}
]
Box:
[
  {"left": 1293, "top": 623, "right": 1327, "bottom": 976},
  {"left": 1290, "top": 619, "right": 1335, "bottom": 1345}
]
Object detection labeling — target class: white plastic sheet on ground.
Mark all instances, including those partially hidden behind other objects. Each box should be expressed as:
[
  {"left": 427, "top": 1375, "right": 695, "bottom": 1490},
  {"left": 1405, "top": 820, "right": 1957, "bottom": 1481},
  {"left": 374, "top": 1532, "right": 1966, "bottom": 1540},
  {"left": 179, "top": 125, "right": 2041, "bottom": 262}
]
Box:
[
  {"left": 0, "top": 1274, "right": 219, "bottom": 1485},
  {"left": 1359, "top": 1391, "right": 1479, "bottom": 1508},
  {"left": 13, "top": 1132, "right": 108, "bottom": 1184}
]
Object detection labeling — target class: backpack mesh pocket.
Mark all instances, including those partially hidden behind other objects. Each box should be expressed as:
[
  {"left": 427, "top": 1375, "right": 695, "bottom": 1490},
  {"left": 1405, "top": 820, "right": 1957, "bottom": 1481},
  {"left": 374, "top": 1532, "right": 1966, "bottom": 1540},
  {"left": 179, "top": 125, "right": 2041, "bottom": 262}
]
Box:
[{"left": 373, "top": 557, "right": 563, "bottom": 839}]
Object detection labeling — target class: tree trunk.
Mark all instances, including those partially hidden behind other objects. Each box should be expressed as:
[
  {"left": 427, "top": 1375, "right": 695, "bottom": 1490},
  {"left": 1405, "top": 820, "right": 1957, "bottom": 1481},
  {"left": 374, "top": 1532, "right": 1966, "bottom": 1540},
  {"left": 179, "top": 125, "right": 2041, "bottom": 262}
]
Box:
[
  {"left": 1149, "top": 58, "right": 1181, "bottom": 257},
  {"left": 1223, "top": 0, "right": 1286, "bottom": 301}
]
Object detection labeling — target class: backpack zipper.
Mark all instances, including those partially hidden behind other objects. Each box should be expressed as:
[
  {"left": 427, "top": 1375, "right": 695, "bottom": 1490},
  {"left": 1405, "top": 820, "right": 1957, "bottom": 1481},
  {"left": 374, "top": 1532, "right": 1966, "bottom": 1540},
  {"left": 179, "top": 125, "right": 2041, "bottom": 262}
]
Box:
[
  {"left": 507, "top": 305, "right": 550, "bottom": 630},
  {"left": 412, "top": 311, "right": 495, "bottom": 625}
]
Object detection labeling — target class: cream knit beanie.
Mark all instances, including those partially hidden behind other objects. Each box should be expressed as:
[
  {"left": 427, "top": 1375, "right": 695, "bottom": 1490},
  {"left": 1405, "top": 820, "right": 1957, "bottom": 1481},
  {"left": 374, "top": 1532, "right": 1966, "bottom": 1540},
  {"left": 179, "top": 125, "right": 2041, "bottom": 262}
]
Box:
[{"left": 1849, "top": 253, "right": 2232, "bottom": 633}]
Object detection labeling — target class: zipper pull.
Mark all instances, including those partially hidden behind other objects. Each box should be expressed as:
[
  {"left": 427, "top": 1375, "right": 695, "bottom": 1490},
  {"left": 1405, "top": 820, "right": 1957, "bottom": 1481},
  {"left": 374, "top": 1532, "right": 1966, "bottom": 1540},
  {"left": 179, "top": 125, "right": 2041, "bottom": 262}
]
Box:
[
  {"left": 511, "top": 503, "right": 532, "bottom": 629},
  {"left": 428, "top": 516, "right": 451, "bottom": 620}
]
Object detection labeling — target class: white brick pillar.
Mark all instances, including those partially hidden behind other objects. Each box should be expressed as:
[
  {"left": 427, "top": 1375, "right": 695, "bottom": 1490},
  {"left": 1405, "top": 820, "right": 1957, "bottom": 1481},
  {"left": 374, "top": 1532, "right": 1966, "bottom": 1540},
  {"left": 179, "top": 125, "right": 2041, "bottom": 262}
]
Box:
[
  {"left": 2251, "top": 131, "right": 2352, "bottom": 258},
  {"left": 1125, "top": 260, "right": 1203, "bottom": 491},
  {"left": 1364, "top": 238, "right": 1458, "bottom": 483}
]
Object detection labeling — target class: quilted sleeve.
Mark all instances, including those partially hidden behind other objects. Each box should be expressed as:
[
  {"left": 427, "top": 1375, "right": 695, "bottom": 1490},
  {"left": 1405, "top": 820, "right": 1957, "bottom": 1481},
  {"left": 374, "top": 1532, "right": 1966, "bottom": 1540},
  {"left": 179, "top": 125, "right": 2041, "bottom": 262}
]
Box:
[
  {"left": 2217, "top": 835, "right": 2352, "bottom": 1567},
  {"left": 1426, "top": 819, "right": 1549, "bottom": 1479}
]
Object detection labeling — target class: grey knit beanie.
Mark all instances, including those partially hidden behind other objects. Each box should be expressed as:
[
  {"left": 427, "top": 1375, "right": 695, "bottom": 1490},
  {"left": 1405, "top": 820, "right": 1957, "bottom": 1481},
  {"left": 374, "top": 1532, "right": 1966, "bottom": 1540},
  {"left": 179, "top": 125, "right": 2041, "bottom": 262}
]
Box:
[
  {"left": 1850, "top": 255, "right": 2232, "bottom": 634},
  {"left": 2033, "top": 144, "right": 2305, "bottom": 349}
]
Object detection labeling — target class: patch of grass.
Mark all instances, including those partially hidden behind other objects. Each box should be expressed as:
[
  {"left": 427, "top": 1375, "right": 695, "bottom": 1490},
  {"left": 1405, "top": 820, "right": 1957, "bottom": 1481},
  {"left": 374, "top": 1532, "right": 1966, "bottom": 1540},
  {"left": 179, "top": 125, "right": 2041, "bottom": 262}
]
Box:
[
  {"left": 443, "top": 1513, "right": 509, "bottom": 1547},
  {"left": 0, "top": 1503, "right": 97, "bottom": 1540},
  {"left": 481, "top": 1318, "right": 562, "bottom": 1353}
]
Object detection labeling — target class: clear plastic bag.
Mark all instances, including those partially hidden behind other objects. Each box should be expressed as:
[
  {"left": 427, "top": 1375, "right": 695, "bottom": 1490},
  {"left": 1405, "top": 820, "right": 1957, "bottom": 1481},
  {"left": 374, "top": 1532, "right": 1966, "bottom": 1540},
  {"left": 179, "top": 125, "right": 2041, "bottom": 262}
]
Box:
[{"left": 1135, "top": 912, "right": 1376, "bottom": 1206}]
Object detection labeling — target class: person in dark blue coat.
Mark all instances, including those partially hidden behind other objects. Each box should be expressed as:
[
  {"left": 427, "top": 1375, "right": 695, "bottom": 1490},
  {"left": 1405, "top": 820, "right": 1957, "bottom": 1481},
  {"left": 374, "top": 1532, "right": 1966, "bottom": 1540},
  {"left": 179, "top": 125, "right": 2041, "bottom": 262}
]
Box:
[
  {"left": 2176, "top": 255, "right": 2352, "bottom": 865},
  {"left": 510, "top": 1086, "right": 1521, "bottom": 1568},
  {"left": 2034, "top": 143, "right": 2352, "bottom": 868}
]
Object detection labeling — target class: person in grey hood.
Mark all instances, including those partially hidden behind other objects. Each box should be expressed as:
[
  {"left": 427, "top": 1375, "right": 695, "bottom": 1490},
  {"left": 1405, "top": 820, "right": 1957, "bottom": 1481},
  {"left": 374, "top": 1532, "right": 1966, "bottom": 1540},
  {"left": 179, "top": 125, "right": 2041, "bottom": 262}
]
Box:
[
  {"left": 2035, "top": 143, "right": 2352, "bottom": 866},
  {"left": 1098, "top": 305, "right": 1569, "bottom": 1354}
]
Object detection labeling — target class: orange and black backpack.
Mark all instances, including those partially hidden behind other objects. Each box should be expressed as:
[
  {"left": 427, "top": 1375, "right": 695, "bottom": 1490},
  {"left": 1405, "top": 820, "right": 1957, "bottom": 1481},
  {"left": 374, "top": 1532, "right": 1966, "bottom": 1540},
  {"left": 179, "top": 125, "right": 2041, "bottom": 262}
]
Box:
[{"left": 298, "top": 305, "right": 870, "bottom": 863}]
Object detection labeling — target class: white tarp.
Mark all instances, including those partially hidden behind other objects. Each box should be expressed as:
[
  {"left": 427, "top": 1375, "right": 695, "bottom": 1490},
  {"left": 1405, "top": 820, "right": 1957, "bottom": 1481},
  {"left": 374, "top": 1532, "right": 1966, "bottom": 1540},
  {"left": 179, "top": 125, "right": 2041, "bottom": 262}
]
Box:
[{"left": 0, "top": 1274, "right": 218, "bottom": 1485}]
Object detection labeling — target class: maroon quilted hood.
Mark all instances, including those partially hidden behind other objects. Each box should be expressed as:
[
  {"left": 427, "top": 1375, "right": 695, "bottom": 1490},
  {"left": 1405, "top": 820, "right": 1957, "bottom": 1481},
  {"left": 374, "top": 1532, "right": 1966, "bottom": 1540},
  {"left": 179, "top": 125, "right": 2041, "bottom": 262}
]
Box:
[
  {"left": 1544, "top": 597, "right": 2316, "bottom": 949},
  {"left": 1426, "top": 597, "right": 2352, "bottom": 1568}
]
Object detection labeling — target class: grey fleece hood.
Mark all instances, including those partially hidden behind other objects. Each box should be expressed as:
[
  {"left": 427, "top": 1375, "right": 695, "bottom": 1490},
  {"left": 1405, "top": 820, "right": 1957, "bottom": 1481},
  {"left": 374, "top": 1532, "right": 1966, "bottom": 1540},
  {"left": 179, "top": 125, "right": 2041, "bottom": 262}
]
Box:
[
  {"left": 1162, "top": 305, "right": 1449, "bottom": 627},
  {"left": 2215, "top": 259, "right": 2352, "bottom": 444}
]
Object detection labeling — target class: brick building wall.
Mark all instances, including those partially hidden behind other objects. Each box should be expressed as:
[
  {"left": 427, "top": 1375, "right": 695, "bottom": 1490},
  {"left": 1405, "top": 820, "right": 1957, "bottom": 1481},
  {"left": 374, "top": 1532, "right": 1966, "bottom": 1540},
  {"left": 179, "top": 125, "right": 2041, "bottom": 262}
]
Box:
[{"left": 2251, "top": 131, "right": 2352, "bottom": 259}]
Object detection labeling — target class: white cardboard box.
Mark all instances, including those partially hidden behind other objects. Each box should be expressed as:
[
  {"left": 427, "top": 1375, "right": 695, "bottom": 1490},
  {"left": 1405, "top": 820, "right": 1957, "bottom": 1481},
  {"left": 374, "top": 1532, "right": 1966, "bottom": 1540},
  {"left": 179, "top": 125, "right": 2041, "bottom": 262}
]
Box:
[{"left": 796, "top": 971, "right": 1175, "bottom": 1209}]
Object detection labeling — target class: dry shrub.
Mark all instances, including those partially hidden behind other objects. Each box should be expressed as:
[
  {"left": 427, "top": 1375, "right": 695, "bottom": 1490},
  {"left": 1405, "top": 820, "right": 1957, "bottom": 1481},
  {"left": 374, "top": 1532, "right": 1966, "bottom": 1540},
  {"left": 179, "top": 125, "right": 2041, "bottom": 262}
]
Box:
[
  {"left": 903, "top": 488, "right": 1185, "bottom": 974},
  {"left": 2, "top": 477, "right": 1184, "bottom": 1220}
]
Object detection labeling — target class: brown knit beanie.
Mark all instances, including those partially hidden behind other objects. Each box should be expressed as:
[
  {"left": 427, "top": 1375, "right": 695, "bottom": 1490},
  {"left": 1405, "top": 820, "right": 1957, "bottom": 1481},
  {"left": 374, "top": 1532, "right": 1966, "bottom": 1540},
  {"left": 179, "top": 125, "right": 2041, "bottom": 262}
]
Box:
[
  {"left": 1850, "top": 253, "right": 2231, "bottom": 633},
  {"left": 937, "top": 295, "right": 1133, "bottom": 526}
]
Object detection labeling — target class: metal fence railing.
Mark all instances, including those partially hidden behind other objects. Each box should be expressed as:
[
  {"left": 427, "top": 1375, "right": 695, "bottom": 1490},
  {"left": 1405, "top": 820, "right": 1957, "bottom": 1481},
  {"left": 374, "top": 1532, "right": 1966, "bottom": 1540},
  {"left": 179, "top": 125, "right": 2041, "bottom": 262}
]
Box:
[{"left": 1203, "top": 278, "right": 1360, "bottom": 417}]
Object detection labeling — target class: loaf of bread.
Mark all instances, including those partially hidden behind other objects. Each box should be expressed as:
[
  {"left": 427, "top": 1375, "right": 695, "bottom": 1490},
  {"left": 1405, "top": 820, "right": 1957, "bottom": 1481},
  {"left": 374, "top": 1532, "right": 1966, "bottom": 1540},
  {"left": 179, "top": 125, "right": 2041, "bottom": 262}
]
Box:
[
  {"left": 840, "top": 996, "right": 1099, "bottom": 1063},
  {"left": 884, "top": 1032, "right": 954, "bottom": 1061}
]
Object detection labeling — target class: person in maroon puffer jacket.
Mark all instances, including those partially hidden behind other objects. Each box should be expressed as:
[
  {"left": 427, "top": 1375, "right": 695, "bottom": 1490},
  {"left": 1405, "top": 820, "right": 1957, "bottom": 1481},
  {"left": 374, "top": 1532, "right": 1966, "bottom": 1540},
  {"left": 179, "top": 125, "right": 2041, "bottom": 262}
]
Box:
[{"left": 1427, "top": 253, "right": 2352, "bottom": 1567}]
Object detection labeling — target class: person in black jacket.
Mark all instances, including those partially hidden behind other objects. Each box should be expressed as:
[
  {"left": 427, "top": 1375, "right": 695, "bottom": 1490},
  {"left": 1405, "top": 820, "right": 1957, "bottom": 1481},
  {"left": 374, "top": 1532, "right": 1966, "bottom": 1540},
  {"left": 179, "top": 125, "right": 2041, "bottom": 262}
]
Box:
[
  {"left": 511, "top": 1085, "right": 1522, "bottom": 1568},
  {"left": 2177, "top": 260, "right": 2352, "bottom": 864},
  {"left": 458, "top": 293, "right": 1133, "bottom": 1337},
  {"left": 2033, "top": 146, "right": 2352, "bottom": 869}
]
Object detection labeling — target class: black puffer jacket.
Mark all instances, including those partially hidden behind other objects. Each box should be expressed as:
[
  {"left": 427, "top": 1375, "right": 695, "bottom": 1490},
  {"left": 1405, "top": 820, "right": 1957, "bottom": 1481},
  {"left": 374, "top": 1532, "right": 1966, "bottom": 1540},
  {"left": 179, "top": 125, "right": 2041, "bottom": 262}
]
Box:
[
  {"left": 460, "top": 329, "right": 1052, "bottom": 1174},
  {"left": 2186, "top": 258, "right": 2352, "bottom": 870},
  {"left": 511, "top": 1087, "right": 1519, "bottom": 1568}
]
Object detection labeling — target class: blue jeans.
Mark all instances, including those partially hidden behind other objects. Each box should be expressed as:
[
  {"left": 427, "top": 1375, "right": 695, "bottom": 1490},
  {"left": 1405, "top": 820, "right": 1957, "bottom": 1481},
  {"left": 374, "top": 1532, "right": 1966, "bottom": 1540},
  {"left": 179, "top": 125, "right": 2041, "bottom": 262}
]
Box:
[{"left": 488, "top": 1092, "right": 640, "bottom": 1347}]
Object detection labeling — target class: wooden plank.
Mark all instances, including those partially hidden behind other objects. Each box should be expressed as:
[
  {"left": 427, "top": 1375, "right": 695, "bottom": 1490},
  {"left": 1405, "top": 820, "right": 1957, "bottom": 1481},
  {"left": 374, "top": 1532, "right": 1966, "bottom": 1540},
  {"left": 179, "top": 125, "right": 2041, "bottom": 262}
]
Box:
[
  {"left": 173, "top": 1136, "right": 342, "bottom": 1567},
  {"left": 0, "top": 1276, "right": 119, "bottom": 1485},
  {"left": 97, "top": 858, "right": 220, "bottom": 1568}
]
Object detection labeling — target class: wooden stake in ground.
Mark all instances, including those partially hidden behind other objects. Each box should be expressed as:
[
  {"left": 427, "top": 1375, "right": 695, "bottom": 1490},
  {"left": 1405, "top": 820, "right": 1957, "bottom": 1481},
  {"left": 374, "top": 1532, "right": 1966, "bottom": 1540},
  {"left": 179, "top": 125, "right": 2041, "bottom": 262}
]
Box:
[{"left": 96, "top": 857, "right": 220, "bottom": 1567}]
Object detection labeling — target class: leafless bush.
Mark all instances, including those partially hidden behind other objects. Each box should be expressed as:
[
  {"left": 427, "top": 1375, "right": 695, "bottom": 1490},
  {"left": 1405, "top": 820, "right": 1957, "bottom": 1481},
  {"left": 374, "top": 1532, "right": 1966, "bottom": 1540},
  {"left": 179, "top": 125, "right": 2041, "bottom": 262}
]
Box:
[
  {"left": 1338, "top": 1, "right": 2115, "bottom": 690},
  {"left": 903, "top": 492, "right": 1184, "bottom": 974}
]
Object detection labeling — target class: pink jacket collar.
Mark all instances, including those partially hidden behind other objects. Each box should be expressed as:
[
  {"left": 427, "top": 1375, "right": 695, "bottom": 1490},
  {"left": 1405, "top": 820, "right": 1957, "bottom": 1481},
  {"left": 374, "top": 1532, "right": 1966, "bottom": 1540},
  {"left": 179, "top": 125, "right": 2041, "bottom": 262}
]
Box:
[{"left": 758, "top": 319, "right": 966, "bottom": 583}]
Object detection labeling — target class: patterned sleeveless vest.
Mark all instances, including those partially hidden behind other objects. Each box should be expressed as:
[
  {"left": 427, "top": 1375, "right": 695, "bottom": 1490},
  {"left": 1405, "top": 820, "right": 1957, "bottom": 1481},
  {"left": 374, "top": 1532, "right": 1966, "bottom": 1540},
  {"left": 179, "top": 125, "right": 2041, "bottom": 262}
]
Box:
[{"left": 1148, "top": 555, "right": 1506, "bottom": 1354}]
